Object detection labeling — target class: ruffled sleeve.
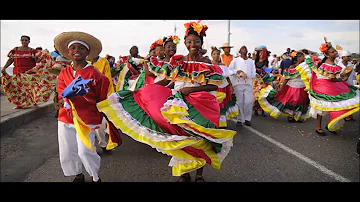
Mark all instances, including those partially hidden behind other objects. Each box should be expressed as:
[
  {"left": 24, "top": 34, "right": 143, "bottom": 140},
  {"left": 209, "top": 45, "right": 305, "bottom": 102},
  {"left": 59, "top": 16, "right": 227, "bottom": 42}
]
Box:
[
  {"left": 219, "top": 65, "right": 234, "bottom": 78},
  {"left": 7, "top": 48, "right": 16, "bottom": 58},
  {"left": 313, "top": 63, "right": 342, "bottom": 79},
  {"left": 148, "top": 55, "right": 184, "bottom": 79},
  {"left": 283, "top": 68, "right": 300, "bottom": 80},
  {"left": 295, "top": 60, "right": 312, "bottom": 91},
  {"left": 170, "top": 61, "right": 224, "bottom": 86}
]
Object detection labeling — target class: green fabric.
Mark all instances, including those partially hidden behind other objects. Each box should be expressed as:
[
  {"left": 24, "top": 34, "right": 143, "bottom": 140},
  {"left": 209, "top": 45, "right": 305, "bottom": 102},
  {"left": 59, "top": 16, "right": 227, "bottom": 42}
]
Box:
[
  {"left": 220, "top": 94, "right": 237, "bottom": 115},
  {"left": 116, "top": 90, "right": 164, "bottom": 132},
  {"left": 134, "top": 70, "right": 146, "bottom": 90},
  {"left": 309, "top": 85, "right": 358, "bottom": 102},
  {"left": 172, "top": 92, "right": 222, "bottom": 153},
  {"left": 265, "top": 88, "right": 310, "bottom": 115}
]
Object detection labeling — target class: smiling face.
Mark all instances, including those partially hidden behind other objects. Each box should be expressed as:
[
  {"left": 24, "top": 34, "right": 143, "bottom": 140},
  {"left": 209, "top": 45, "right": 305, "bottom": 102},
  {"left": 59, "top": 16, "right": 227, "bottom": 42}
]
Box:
[
  {"left": 155, "top": 46, "right": 165, "bottom": 58},
  {"left": 20, "top": 36, "right": 30, "bottom": 47},
  {"left": 184, "top": 34, "right": 202, "bottom": 55},
  {"left": 211, "top": 49, "right": 221, "bottom": 62},
  {"left": 164, "top": 41, "right": 177, "bottom": 57},
  {"left": 67, "top": 43, "right": 89, "bottom": 61},
  {"left": 325, "top": 47, "right": 338, "bottom": 60}
]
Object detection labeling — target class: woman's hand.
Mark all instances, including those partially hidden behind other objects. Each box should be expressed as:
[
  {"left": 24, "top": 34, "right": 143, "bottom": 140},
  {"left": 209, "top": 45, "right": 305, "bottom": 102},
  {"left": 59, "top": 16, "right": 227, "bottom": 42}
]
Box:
[
  {"left": 1, "top": 67, "right": 7, "bottom": 75},
  {"left": 179, "top": 87, "right": 193, "bottom": 96},
  {"left": 58, "top": 98, "right": 64, "bottom": 108}
]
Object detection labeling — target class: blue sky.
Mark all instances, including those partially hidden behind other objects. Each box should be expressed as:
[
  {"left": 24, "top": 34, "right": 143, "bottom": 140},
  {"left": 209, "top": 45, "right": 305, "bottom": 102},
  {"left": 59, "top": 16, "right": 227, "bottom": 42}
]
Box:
[{"left": 1, "top": 20, "right": 359, "bottom": 68}]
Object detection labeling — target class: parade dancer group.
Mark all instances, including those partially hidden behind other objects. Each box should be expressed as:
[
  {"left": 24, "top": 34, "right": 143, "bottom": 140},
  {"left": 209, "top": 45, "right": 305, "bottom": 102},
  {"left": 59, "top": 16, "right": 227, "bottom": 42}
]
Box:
[{"left": 2, "top": 21, "right": 358, "bottom": 182}]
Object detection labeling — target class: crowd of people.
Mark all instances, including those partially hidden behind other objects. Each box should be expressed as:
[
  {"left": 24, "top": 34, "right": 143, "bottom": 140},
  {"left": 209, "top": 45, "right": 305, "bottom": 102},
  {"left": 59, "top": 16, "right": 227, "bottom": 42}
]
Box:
[{"left": 1, "top": 21, "right": 359, "bottom": 182}]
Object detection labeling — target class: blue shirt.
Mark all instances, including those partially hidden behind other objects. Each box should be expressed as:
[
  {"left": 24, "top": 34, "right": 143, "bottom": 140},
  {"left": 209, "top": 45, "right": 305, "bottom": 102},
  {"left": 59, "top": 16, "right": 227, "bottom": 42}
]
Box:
[{"left": 280, "top": 58, "right": 292, "bottom": 74}]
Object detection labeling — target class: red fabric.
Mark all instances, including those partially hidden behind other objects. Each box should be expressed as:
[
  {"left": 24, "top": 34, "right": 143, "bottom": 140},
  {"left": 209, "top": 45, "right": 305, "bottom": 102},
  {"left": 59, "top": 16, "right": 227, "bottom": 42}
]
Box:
[
  {"left": 145, "top": 74, "right": 155, "bottom": 85},
  {"left": 182, "top": 146, "right": 212, "bottom": 165},
  {"left": 8, "top": 48, "right": 37, "bottom": 74},
  {"left": 217, "top": 85, "right": 232, "bottom": 108},
  {"left": 274, "top": 85, "right": 309, "bottom": 107},
  {"left": 57, "top": 65, "right": 110, "bottom": 125},
  {"left": 329, "top": 109, "right": 351, "bottom": 124},
  {"left": 133, "top": 84, "right": 190, "bottom": 136},
  {"left": 106, "top": 119, "right": 122, "bottom": 145},
  {"left": 184, "top": 91, "right": 220, "bottom": 128},
  {"left": 311, "top": 71, "right": 350, "bottom": 96}
]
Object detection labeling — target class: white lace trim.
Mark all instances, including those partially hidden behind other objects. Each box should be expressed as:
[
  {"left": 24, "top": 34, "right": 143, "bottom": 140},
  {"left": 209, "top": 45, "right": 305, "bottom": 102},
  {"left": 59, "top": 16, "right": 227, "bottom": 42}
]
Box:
[{"left": 309, "top": 90, "right": 359, "bottom": 110}]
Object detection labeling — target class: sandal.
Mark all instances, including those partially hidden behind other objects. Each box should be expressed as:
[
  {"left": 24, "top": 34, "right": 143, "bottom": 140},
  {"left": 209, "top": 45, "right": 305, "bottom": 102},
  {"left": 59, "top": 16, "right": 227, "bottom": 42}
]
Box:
[
  {"left": 177, "top": 173, "right": 191, "bottom": 182},
  {"left": 195, "top": 175, "right": 205, "bottom": 182},
  {"left": 315, "top": 128, "right": 326, "bottom": 136}
]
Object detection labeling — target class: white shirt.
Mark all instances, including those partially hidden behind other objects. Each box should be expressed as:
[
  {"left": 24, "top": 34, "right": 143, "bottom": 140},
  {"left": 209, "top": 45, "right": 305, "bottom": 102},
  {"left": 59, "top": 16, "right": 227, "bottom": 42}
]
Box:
[
  {"left": 228, "top": 57, "right": 256, "bottom": 86},
  {"left": 337, "top": 60, "right": 355, "bottom": 85}
]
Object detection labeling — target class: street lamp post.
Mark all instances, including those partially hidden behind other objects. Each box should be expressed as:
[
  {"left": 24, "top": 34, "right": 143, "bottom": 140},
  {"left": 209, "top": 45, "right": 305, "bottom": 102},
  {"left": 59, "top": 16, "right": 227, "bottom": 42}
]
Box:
[{"left": 227, "top": 20, "right": 231, "bottom": 44}]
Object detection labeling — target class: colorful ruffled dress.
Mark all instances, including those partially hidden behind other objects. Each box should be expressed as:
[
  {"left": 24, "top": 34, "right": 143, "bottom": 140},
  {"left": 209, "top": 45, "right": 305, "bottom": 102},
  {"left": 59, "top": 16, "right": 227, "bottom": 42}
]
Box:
[
  {"left": 258, "top": 65, "right": 310, "bottom": 121},
  {"left": 217, "top": 65, "right": 239, "bottom": 127},
  {"left": 97, "top": 55, "right": 236, "bottom": 176},
  {"left": 2, "top": 49, "right": 58, "bottom": 107},
  {"left": 296, "top": 56, "right": 359, "bottom": 131},
  {"left": 115, "top": 58, "right": 144, "bottom": 91}
]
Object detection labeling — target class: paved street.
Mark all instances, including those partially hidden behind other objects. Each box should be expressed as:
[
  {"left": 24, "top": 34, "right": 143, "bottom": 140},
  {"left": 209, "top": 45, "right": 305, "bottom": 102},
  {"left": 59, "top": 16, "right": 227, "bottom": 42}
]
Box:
[{"left": 1, "top": 106, "right": 359, "bottom": 182}]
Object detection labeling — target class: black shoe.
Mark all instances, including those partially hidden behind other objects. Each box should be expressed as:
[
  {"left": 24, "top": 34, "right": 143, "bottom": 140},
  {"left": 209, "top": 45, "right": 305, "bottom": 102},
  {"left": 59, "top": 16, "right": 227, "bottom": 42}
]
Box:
[
  {"left": 357, "top": 139, "right": 360, "bottom": 155},
  {"left": 102, "top": 147, "right": 112, "bottom": 155},
  {"left": 315, "top": 129, "right": 326, "bottom": 136},
  {"left": 72, "top": 173, "right": 85, "bottom": 182},
  {"left": 244, "top": 120, "right": 251, "bottom": 126},
  {"left": 325, "top": 126, "right": 337, "bottom": 135},
  {"left": 236, "top": 121, "right": 243, "bottom": 126}
]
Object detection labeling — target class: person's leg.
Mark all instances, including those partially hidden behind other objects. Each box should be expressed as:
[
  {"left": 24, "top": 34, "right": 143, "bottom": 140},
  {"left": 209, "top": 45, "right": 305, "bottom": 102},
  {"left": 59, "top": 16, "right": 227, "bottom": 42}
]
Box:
[
  {"left": 95, "top": 118, "right": 110, "bottom": 154},
  {"left": 243, "top": 85, "right": 254, "bottom": 126},
  {"left": 58, "top": 121, "right": 84, "bottom": 181},
  {"left": 76, "top": 129, "right": 101, "bottom": 182},
  {"left": 315, "top": 114, "right": 326, "bottom": 136},
  {"left": 195, "top": 167, "right": 205, "bottom": 182},
  {"left": 234, "top": 85, "right": 245, "bottom": 124}
]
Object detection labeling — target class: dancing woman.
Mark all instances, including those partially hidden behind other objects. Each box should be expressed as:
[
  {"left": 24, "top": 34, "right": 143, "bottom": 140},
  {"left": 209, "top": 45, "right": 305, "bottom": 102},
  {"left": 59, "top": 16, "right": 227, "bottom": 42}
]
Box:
[
  {"left": 296, "top": 37, "right": 359, "bottom": 135},
  {"left": 97, "top": 21, "right": 236, "bottom": 182}
]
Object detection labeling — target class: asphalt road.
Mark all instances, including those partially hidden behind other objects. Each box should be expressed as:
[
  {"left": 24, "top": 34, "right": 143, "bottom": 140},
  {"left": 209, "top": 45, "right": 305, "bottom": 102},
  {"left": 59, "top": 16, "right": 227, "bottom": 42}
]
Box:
[{"left": 1, "top": 110, "right": 359, "bottom": 182}]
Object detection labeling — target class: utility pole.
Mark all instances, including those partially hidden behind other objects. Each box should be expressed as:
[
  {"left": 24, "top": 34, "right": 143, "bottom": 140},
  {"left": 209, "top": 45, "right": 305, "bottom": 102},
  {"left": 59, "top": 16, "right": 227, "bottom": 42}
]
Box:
[
  {"left": 227, "top": 20, "right": 231, "bottom": 44},
  {"left": 174, "top": 22, "right": 177, "bottom": 35}
]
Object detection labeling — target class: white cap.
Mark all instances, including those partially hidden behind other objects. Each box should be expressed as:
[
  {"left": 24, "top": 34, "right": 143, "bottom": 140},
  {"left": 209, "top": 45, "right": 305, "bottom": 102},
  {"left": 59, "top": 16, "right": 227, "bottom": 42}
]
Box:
[{"left": 340, "top": 50, "right": 351, "bottom": 57}]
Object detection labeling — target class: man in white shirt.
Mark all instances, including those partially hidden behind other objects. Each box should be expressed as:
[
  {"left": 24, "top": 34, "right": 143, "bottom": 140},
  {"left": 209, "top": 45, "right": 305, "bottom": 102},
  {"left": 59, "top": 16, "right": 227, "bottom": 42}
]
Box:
[{"left": 229, "top": 45, "right": 258, "bottom": 126}]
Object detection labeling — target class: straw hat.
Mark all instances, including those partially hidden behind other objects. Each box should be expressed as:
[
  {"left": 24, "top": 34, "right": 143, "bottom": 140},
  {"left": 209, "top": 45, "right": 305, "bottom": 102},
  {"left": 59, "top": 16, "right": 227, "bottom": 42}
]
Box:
[
  {"left": 220, "top": 43, "right": 233, "bottom": 49},
  {"left": 48, "top": 63, "right": 64, "bottom": 75},
  {"left": 53, "top": 31, "right": 102, "bottom": 61}
]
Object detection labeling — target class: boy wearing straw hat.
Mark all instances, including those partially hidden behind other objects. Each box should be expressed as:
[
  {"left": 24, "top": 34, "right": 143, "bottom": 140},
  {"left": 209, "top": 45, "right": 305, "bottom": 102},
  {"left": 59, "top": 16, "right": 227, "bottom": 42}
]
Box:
[
  {"left": 54, "top": 31, "right": 114, "bottom": 182},
  {"left": 220, "top": 43, "right": 234, "bottom": 67}
]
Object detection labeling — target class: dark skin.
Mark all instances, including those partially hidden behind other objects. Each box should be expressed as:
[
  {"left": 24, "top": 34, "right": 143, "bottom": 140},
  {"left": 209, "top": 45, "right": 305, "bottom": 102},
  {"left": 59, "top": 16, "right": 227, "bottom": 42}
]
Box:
[
  {"left": 1, "top": 36, "right": 40, "bottom": 74},
  {"left": 177, "top": 33, "right": 217, "bottom": 182},
  {"left": 57, "top": 43, "right": 90, "bottom": 107},
  {"left": 128, "top": 46, "right": 143, "bottom": 76},
  {"left": 153, "top": 41, "right": 178, "bottom": 87},
  {"left": 211, "top": 49, "right": 234, "bottom": 92},
  {"left": 316, "top": 47, "right": 339, "bottom": 134}
]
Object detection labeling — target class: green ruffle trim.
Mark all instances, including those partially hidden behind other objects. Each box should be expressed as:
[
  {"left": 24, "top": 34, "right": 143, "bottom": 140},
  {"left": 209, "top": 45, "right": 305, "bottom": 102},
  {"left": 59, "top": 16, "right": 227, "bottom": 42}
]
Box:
[
  {"left": 110, "top": 63, "right": 126, "bottom": 74},
  {"left": 262, "top": 73, "right": 275, "bottom": 83},
  {"left": 283, "top": 70, "right": 299, "bottom": 79},
  {"left": 220, "top": 94, "right": 237, "bottom": 115},
  {"left": 309, "top": 85, "right": 358, "bottom": 102},
  {"left": 116, "top": 90, "right": 165, "bottom": 132},
  {"left": 265, "top": 88, "right": 310, "bottom": 115},
  {"left": 171, "top": 92, "right": 222, "bottom": 153}
]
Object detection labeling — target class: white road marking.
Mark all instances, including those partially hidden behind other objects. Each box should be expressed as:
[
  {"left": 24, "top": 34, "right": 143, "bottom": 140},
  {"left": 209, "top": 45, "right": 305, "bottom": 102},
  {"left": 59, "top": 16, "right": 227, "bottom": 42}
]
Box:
[{"left": 230, "top": 119, "right": 351, "bottom": 182}]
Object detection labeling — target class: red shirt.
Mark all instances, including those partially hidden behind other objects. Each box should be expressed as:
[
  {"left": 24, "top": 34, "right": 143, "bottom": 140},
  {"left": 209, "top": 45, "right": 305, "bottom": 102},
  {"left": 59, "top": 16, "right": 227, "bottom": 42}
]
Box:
[
  {"left": 8, "top": 48, "right": 38, "bottom": 74},
  {"left": 57, "top": 64, "right": 110, "bottom": 125}
]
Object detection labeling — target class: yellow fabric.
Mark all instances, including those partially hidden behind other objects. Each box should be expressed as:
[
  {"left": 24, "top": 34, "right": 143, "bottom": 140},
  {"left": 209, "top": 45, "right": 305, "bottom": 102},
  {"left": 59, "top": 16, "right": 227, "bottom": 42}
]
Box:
[
  {"left": 105, "top": 120, "right": 119, "bottom": 150},
  {"left": 328, "top": 107, "right": 359, "bottom": 131},
  {"left": 215, "top": 91, "right": 226, "bottom": 103},
  {"left": 161, "top": 105, "right": 236, "bottom": 139},
  {"left": 68, "top": 99, "right": 94, "bottom": 152},
  {"left": 88, "top": 57, "right": 114, "bottom": 95},
  {"left": 96, "top": 98, "right": 232, "bottom": 176},
  {"left": 116, "top": 66, "right": 129, "bottom": 91},
  {"left": 295, "top": 64, "right": 311, "bottom": 91},
  {"left": 356, "top": 74, "right": 360, "bottom": 84}
]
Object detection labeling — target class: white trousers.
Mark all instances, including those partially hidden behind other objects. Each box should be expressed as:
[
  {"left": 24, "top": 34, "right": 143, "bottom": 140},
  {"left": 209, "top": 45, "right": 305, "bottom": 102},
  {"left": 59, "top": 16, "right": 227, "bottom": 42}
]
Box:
[
  {"left": 234, "top": 84, "right": 254, "bottom": 123},
  {"left": 95, "top": 118, "right": 108, "bottom": 148},
  {"left": 58, "top": 121, "right": 101, "bottom": 181}
]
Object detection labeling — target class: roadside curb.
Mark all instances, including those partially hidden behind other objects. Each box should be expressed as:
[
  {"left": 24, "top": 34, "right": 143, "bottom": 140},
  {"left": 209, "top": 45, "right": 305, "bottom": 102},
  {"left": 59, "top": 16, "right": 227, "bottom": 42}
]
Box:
[{"left": 1, "top": 102, "right": 55, "bottom": 136}]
